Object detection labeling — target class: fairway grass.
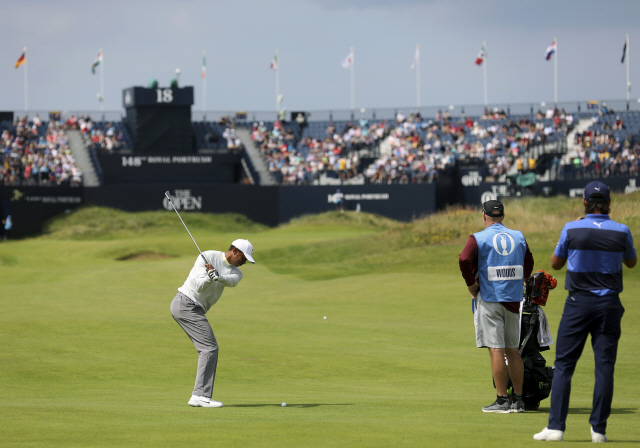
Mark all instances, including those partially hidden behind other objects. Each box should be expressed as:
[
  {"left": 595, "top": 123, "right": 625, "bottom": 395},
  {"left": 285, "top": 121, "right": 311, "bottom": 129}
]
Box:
[{"left": 1, "top": 203, "right": 639, "bottom": 447}]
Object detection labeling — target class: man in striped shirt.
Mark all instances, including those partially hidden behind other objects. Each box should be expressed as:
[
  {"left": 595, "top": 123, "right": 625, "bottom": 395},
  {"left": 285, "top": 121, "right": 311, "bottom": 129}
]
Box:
[{"left": 534, "top": 181, "right": 636, "bottom": 442}]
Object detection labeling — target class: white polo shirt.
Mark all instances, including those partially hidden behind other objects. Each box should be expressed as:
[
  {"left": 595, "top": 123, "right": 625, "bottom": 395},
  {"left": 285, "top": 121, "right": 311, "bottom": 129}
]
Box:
[{"left": 177, "top": 250, "right": 243, "bottom": 313}]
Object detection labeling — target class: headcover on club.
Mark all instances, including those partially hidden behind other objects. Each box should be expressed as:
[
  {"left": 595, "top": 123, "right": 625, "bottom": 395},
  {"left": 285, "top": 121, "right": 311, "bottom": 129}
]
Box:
[{"left": 232, "top": 239, "right": 255, "bottom": 264}]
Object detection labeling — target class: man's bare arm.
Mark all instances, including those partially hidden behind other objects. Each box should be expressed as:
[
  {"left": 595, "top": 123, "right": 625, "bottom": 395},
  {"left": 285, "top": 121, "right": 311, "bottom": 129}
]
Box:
[
  {"left": 623, "top": 255, "right": 637, "bottom": 268},
  {"left": 551, "top": 254, "right": 566, "bottom": 270}
]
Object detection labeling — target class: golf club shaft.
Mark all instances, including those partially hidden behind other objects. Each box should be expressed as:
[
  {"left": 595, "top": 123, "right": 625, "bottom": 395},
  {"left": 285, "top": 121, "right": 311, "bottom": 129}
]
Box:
[{"left": 165, "top": 191, "right": 209, "bottom": 265}]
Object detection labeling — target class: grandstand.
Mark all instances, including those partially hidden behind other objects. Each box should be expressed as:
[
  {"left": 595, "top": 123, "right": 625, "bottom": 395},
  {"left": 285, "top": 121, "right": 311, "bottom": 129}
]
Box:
[
  {"left": 192, "top": 121, "right": 229, "bottom": 152},
  {"left": 81, "top": 118, "right": 133, "bottom": 153},
  {"left": 1, "top": 115, "right": 83, "bottom": 187},
  {"left": 2, "top": 98, "right": 640, "bottom": 190},
  {"left": 0, "top": 93, "right": 638, "bottom": 195}
]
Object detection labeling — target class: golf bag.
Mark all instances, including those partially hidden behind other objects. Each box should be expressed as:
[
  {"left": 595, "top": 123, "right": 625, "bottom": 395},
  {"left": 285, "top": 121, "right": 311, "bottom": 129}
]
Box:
[{"left": 497, "top": 271, "right": 557, "bottom": 410}]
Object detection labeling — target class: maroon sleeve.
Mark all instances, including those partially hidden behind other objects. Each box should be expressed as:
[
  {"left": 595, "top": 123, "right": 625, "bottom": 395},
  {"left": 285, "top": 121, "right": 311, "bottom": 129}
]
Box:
[
  {"left": 502, "top": 302, "right": 521, "bottom": 314},
  {"left": 459, "top": 235, "right": 478, "bottom": 287},
  {"left": 523, "top": 241, "right": 534, "bottom": 278}
]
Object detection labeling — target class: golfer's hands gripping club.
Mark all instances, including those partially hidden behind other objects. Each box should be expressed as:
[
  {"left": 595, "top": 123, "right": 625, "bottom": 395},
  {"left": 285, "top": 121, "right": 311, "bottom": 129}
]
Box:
[{"left": 205, "top": 263, "right": 220, "bottom": 281}]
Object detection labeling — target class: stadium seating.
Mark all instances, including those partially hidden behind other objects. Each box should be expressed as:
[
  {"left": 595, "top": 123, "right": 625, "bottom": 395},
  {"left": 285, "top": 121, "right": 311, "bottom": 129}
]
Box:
[
  {"left": 4, "top": 105, "right": 639, "bottom": 188},
  {"left": 79, "top": 117, "right": 132, "bottom": 153},
  {"left": 1, "top": 117, "right": 83, "bottom": 187},
  {"left": 360, "top": 111, "right": 571, "bottom": 184},
  {"left": 252, "top": 118, "right": 388, "bottom": 185},
  {"left": 555, "top": 109, "right": 640, "bottom": 179},
  {"left": 192, "top": 121, "right": 227, "bottom": 150}
]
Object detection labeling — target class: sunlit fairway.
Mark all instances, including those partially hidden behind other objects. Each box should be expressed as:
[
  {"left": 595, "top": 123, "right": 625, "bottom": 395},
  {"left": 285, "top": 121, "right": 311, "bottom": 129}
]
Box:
[{"left": 1, "top": 194, "right": 639, "bottom": 447}]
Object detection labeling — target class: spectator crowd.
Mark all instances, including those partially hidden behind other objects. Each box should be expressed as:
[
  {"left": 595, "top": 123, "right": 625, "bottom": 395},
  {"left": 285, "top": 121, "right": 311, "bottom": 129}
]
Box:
[
  {"left": 556, "top": 113, "right": 640, "bottom": 180},
  {"left": 362, "top": 107, "right": 574, "bottom": 184},
  {"left": 1, "top": 115, "right": 83, "bottom": 187},
  {"left": 2, "top": 105, "right": 639, "bottom": 189},
  {"left": 75, "top": 115, "right": 129, "bottom": 153},
  {"left": 253, "top": 118, "right": 389, "bottom": 185}
]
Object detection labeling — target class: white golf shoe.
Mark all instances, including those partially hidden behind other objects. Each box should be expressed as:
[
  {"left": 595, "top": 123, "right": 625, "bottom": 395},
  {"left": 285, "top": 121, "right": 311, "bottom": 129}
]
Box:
[
  {"left": 591, "top": 427, "right": 608, "bottom": 443},
  {"left": 188, "top": 395, "right": 223, "bottom": 408},
  {"left": 533, "top": 427, "right": 564, "bottom": 441}
]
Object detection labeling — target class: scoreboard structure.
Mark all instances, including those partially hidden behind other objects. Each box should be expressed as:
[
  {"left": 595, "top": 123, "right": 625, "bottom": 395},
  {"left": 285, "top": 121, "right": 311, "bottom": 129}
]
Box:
[{"left": 123, "top": 86, "right": 195, "bottom": 154}]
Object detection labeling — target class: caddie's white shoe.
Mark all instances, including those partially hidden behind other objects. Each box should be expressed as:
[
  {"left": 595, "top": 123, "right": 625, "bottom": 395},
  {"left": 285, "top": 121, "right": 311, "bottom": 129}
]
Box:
[
  {"left": 188, "top": 395, "right": 223, "bottom": 408},
  {"left": 591, "top": 427, "right": 608, "bottom": 443},
  {"left": 533, "top": 427, "right": 564, "bottom": 441}
]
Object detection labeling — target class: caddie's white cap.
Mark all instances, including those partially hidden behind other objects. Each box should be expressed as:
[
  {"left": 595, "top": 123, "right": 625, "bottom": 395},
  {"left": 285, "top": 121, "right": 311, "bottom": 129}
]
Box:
[{"left": 232, "top": 239, "right": 255, "bottom": 264}]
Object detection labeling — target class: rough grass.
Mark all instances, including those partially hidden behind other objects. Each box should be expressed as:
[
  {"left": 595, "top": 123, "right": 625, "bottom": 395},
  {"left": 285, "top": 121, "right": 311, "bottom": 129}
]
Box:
[
  {"left": 406, "top": 191, "right": 640, "bottom": 248},
  {"left": 42, "top": 206, "right": 268, "bottom": 239},
  {"left": 284, "top": 210, "right": 401, "bottom": 231},
  {"left": 117, "top": 252, "right": 176, "bottom": 261}
]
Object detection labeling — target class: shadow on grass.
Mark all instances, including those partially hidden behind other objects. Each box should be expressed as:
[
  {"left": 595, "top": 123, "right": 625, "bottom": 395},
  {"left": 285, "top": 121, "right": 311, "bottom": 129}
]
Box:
[
  {"left": 536, "top": 407, "right": 637, "bottom": 415},
  {"left": 599, "top": 442, "right": 640, "bottom": 445},
  {"left": 225, "top": 403, "right": 354, "bottom": 408}
]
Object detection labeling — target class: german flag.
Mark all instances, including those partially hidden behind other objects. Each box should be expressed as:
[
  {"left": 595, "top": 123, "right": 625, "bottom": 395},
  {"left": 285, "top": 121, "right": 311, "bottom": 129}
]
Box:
[{"left": 15, "top": 50, "right": 25, "bottom": 68}]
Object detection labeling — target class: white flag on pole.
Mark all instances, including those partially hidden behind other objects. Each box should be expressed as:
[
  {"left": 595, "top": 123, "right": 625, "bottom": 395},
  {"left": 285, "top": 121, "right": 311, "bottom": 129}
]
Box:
[
  {"left": 411, "top": 46, "right": 420, "bottom": 70},
  {"left": 342, "top": 50, "right": 354, "bottom": 68}
]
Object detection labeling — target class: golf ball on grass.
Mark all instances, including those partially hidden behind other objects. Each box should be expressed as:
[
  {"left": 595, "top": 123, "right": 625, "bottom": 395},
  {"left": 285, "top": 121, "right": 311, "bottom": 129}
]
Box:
[
  {"left": 281, "top": 402, "right": 287, "bottom": 407},
  {"left": 323, "top": 316, "right": 327, "bottom": 320}
]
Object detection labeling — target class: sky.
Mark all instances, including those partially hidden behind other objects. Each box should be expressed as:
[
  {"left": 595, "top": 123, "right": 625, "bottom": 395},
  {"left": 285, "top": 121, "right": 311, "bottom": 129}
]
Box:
[{"left": 2, "top": 0, "right": 640, "bottom": 116}]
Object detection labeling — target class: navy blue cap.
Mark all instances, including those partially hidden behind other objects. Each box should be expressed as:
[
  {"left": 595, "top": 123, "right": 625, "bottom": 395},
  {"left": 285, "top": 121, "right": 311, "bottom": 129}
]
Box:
[{"left": 583, "top": 180, "right": 610, "bottom": 203}]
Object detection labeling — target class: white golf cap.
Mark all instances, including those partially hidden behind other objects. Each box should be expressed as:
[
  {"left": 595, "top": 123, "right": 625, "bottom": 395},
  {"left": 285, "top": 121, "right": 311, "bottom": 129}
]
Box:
[{"left": 232, "top": 239, "right": 255, "bottom": 264}]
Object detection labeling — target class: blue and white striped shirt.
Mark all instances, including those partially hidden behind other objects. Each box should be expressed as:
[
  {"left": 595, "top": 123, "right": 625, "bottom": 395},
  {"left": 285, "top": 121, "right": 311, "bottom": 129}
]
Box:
[{"left": 555, "top": 214, "right": 636, "bottom": 296}]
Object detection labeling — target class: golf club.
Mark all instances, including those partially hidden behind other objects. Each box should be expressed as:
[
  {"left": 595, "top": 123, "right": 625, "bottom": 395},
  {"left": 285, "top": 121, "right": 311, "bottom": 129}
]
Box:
[{"left": 165, "top": 191, "right": 212, "bottom": 271}]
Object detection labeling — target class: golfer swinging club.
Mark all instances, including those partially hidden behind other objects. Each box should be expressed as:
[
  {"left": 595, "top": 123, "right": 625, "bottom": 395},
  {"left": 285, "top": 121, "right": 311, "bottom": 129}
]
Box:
[{"left": 170, "top": 239, "right": 255, "bottom": 407}]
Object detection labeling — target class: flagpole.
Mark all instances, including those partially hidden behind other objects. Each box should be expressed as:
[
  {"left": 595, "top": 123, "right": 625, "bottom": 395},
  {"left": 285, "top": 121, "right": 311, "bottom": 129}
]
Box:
[
  {"left": 99, "top": 48, "right": 105, "bottom": 121},
  {"left": 275, "top": 49, "right": 280, "bottom": 116},
  {"left": 626, "top": 34, "right": 630, "bottom": 105},
  {"left": 483, "top": 41, "right": 487, "bottom": 107},
  {"left": 23, "top": 47, "right": 28, "bottom": 113},
  {"left": 554, "top": 37, "right": 558, "bottom": 105},
  {"left": 350, "top": 46, "right": 355, "bottom": 112},
  {"left": 416, "top": 44, "right": 421, "bottom": 109},
  {"left": 203, "top": 49, "right": 207, "bottom": 120}
]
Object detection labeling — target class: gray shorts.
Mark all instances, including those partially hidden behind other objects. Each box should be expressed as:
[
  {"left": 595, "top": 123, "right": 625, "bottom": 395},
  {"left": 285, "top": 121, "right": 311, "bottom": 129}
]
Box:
[{"left": 474, "top": 295, "right": 521, "bottom": 349}]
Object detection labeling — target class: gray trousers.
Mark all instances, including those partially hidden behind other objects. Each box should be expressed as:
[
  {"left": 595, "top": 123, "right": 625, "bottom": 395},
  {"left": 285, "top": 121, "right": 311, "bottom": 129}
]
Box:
[{"left": 170, "top": 292, "right": 219, "bottom": 398}]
